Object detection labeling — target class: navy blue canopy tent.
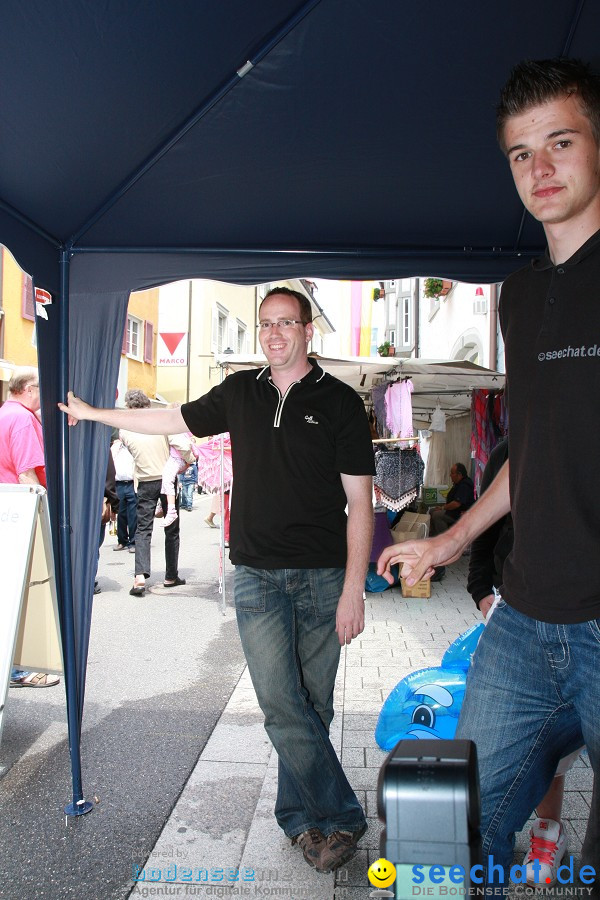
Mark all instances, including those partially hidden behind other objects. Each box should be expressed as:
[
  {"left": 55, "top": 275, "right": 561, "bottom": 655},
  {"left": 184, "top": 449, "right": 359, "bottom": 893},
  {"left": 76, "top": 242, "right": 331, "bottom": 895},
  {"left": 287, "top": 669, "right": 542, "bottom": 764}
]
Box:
[{"left": 0, "top": 0, "right": 596, "bottom": 813}]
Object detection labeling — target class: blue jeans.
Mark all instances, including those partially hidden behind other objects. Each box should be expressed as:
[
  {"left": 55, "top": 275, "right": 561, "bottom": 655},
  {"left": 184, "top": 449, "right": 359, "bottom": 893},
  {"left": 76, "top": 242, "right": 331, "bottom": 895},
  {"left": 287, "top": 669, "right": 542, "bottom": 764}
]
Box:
[
  {"left": 234, "top": 566, "right": 366, "bottom": 838},
  {"left": 456, "top": 600, "right": 597, "bottom": 877},
  {"left": 178, "top": 477, "right": 195, "bottom": 510},
  {"left": 116, "top": 479, "right": 137, "bottom": 546},
  {"left": 11, "top": 667, "right": 29, "bottom": 681}
]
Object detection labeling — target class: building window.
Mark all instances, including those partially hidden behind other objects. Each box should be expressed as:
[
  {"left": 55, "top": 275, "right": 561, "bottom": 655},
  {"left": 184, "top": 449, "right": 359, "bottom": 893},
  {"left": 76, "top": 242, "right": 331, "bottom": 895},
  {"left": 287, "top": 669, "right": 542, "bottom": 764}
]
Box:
[
  {"left": 126, "top": 315, "right": 142, "bottom": 359},
  {"left": 402, "top": 296, "right": 411, "bottom": 345},
  {"left": 212, "top": 303, "right": 229, "bottom": 353},
  {"left": 387, "top": 295, "right": 397, "bottom": 333},
  {"left": 144, "top": 321, "right": 154, "bottom": 364},
  {"left": 237, "top": 321, "right": 247, "bottom": 354},
  {"left": 217, "top": 310, "right": 227, "bottom": 352},
  {"left": 21, "top": 273, "right": 35, "bottom": 322}
]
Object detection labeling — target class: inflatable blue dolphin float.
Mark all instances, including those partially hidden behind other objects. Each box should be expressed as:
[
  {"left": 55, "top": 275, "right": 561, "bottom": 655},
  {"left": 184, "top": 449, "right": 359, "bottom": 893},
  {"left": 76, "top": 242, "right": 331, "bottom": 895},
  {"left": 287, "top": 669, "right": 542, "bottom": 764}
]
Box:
[{"left": 375, "top": 622, "right": 484, "bottom": 751}]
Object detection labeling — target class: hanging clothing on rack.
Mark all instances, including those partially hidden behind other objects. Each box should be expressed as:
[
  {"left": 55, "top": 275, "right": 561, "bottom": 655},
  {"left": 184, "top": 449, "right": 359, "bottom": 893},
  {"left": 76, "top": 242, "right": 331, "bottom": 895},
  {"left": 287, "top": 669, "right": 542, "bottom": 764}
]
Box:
[
  {"left": 371, "top": 382, "right": 388, "bottom": 438},
  {"left": 493, "top": 390, "right": 508, "bottom": 438},
  {"left": 374, "top": 446, "right": 424, "bottom": 512},
  {"left": 423, "top": 429, "right": 448, "bottom": 485},
  {"left": 470, "top": 389, "right": 507, "bottom": 495},
  {"left": 385, "top": 379, "right": 414, "bottom": 439},
  {"left": 471, "top": 389, "right": 490, "bottom": 495},
  {"left": 430, "top": 403, "right": 446, "bottom": 432}
]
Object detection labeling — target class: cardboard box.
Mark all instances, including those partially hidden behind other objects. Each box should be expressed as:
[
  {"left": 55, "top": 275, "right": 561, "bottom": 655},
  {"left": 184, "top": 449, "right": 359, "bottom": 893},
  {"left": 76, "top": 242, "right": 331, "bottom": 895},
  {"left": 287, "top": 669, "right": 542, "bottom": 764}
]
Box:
[
  {"left": 401, "top": 577, "right": 431, "bottom": 599},
  {"left": 392, "top": 511, "right": 430, "bottom": 540}
]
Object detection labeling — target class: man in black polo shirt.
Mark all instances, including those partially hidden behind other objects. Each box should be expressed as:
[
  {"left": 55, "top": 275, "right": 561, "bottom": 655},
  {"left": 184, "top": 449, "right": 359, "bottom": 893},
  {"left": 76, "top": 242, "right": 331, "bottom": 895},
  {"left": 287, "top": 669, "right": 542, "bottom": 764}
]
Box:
[
  {"left": 378, "top": 58, "right": 600, "bottom": 886},
  {"left": 59, "top": 286, "right": 375, "bottom": 875}
]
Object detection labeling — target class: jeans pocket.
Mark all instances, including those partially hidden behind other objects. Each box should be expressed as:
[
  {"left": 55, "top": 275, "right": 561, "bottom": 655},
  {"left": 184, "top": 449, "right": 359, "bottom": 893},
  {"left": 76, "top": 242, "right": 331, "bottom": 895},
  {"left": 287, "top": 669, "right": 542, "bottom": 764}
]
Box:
[
  {"left": 588, "top": 618, "right": 600, "bottom": 644},
  {"left": 234, "top": 566, "right": 266, "bottom": 612},
  {"left": 308, "top": 568, "right": 345, "bottom": 619}
]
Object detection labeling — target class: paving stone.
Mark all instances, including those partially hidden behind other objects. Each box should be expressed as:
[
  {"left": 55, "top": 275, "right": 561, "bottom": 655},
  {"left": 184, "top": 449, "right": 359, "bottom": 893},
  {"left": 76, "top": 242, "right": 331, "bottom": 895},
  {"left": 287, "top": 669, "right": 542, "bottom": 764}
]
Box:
[
  {"left": 137, "top": 553, "right": 595, "bottom": 900},
  {"left": 343, "top": 729, "right": 378, "bottom": 748},
  {"left": 566, "top": 769, "right": 595, "bottom": 791},
  {"left": 366, "top": 747, "right": 388, "bottom": 768},
  {"left": 338, "top": 741, "right": 363, "bottom": 762},
  {"left": 346, "top": 766, "right": 380, "bottom": 791}
]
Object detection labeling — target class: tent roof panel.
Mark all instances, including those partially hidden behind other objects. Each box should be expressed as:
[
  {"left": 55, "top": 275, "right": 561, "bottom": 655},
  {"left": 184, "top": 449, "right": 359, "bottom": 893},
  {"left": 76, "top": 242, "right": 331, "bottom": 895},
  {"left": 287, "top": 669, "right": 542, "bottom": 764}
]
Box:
[{"left": 3, "top": 0, "right": 599, "bottom": 289}]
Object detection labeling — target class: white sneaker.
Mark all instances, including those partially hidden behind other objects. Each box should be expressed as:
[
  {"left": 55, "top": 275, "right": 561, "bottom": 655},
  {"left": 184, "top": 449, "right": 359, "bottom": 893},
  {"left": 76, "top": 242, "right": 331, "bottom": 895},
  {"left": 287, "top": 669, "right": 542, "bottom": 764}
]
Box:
[{"left": 524, "top": 818, "right": 568, "bottom": 887}]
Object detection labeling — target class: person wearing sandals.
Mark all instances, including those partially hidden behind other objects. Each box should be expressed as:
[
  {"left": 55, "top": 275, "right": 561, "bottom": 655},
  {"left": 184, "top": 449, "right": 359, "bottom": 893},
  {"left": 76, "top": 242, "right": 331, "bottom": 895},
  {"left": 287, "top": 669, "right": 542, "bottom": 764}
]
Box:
[{"left": 1, "top": 368, "right": 59, "bottom": 689}]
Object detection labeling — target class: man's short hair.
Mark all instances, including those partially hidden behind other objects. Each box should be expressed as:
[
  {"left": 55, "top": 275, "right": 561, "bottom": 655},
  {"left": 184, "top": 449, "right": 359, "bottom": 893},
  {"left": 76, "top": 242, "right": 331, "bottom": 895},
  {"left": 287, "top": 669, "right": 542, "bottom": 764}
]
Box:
[
  {"left": 454, "top": 462, "right": 468, "bottom": 479},
  {"left": 497, "top": 58, "right": 600, "bottom": 152},
  {"left": 8, "top": 367, "right": 38, "bottom": 395},
  {"left": 124, "top": 388, "right": 151, "bottom": 409},
  {"left": 261, "top": 287, "right": 313, "bottom": 325}
]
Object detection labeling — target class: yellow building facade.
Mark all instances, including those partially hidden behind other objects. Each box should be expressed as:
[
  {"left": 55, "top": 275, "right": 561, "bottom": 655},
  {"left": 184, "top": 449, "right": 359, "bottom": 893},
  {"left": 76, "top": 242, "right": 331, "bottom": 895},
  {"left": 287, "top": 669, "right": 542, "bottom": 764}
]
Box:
[
  {"left": 1, "top": 246, "right": 160, "bottom": 402},
  {"left": 117, "top": 288, "right": 160, "bottom": 402},
  {"left": 0, "top": 247, "right": 38, "bottom": 398}
]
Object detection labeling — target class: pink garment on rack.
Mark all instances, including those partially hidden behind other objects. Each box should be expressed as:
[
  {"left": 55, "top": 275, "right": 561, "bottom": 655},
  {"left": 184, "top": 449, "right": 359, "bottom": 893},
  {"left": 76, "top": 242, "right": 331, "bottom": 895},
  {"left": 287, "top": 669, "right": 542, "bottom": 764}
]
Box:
[{"left": 385, "top": 379, "right": 414, "bottom": 438}]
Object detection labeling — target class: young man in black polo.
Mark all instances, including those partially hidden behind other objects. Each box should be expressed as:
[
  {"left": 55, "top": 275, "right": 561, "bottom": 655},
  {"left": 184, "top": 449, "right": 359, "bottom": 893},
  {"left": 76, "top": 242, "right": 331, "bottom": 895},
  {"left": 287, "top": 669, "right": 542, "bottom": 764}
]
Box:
[{"left": 378, "top": 59, "right": 600, "bottom": 885}]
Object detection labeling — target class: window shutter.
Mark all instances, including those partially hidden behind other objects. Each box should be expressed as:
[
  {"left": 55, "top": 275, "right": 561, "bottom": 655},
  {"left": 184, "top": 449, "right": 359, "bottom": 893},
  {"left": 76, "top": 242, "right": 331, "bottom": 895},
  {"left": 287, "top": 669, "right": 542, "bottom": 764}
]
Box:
[
  {"left": 144, "top": 320, "right": 153, "bottom": 363},
  {"left": 21, "top": 274, "right": 35, "bottom": 321},
  {"left": 122, "top": 317, "right": 128, "bottom": 355}
]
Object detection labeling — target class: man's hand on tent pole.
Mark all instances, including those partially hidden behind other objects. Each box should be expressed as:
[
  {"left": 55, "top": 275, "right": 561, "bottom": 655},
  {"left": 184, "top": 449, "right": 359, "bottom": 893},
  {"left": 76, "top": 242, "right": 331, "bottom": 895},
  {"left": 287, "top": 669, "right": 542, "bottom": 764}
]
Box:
[
  {"left": 58, "top": 391, "right": 94, "bottom": 426},
  {"left": 58, "top": 391, "right": 189, "bottom": 434}
]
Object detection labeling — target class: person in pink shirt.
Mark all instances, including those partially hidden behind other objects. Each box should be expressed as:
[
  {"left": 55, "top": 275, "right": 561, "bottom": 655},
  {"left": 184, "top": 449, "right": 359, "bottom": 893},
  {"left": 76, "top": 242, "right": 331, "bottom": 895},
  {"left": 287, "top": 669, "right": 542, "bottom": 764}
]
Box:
[
  {"left": 1, "top": 367, "right": 58, "bottom": 688},
  {"left": 0, "top": 367, "right": 46, "bottom": 486}
]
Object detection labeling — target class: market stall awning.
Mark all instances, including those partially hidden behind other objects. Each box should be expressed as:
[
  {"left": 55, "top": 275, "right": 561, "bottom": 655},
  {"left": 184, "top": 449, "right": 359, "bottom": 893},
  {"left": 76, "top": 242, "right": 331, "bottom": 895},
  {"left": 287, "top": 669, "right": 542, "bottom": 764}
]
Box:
[{"left": 216, "top": 352, "right": 504, "bottom": 416}]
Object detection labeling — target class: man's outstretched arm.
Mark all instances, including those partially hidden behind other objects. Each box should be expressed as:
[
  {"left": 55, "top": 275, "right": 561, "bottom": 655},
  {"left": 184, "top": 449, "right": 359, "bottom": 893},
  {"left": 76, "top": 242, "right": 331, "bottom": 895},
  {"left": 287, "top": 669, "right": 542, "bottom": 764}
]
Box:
[
  {"left": 58, "top": 391, "right": 187, "bottom": 434},
  {"left": 377, "top": 461, "right": 511, "bottom": 586}
]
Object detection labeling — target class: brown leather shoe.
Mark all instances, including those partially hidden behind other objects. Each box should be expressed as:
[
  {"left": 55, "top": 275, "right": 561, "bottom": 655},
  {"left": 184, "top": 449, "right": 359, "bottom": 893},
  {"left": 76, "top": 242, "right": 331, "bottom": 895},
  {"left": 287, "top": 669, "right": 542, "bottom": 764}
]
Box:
[
  {"left": 317, "top": 823, "right": 367, "bottom": 872},
  {"left": 291, "top": 828, "right": 326, "bottom": 869}
]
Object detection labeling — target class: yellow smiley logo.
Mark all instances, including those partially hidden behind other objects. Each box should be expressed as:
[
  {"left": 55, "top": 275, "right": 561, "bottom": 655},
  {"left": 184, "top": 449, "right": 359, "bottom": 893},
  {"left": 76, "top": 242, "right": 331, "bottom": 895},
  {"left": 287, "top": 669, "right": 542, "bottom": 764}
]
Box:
[{"left": 368, "top": 857, "right": 397, "bottom": 888}]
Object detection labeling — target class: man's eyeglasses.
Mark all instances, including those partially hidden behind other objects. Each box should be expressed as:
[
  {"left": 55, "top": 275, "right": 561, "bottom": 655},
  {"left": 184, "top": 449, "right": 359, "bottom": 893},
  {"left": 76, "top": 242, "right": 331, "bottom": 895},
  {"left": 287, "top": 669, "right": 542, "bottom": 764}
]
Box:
[
  {"left": 26, "top": 383, "right": 39, "bottom": 390},
  {"left": 257, "top": 319, "right": 305, "bottom": 330}
]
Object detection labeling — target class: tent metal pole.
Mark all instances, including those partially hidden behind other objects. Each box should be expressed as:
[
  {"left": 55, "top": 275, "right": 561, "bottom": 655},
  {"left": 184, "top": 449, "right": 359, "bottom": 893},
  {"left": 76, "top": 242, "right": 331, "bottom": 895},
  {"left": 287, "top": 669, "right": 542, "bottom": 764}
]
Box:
[
  {"left": 59, "top": 248, "right": 93, "bottom": 818},
  {"left": 219, "top": 364, "right": 227, "bottom": 617},
  {"left": 72, "top": 244, "right": 538, "bottom": 263}
]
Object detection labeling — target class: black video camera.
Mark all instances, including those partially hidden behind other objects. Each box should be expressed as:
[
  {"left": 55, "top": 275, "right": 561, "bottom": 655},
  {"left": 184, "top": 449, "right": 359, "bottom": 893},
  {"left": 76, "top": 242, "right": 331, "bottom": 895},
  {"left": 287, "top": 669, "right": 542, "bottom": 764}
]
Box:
[{"left": 377, "top": 739, "right": 481, "bottom": 899}]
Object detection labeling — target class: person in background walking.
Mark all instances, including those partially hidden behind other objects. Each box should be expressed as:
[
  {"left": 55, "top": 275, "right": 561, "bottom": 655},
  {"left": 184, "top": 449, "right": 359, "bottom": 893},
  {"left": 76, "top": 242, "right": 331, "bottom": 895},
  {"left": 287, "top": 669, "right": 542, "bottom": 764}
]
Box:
[
  {"left": 1, "top": 368, "right": 59, "bottom": 688},
  {"left": 111, "top": 436, "right": 137, "bottom": 552}
]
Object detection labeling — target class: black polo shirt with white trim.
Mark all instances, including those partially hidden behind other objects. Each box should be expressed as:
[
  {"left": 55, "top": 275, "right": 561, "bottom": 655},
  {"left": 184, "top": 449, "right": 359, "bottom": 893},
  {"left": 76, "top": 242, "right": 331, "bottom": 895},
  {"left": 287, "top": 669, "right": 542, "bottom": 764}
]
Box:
[{"left": 181, "top": 359, "right": 375, "bottom": 569}]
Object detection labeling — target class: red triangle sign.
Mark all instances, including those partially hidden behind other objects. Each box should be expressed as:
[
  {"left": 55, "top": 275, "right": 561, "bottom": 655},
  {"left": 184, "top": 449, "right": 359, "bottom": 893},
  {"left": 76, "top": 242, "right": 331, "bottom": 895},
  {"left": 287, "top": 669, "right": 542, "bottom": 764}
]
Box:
[{"left": 160, "top": 332, "right": 185, "bottom": 355}]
